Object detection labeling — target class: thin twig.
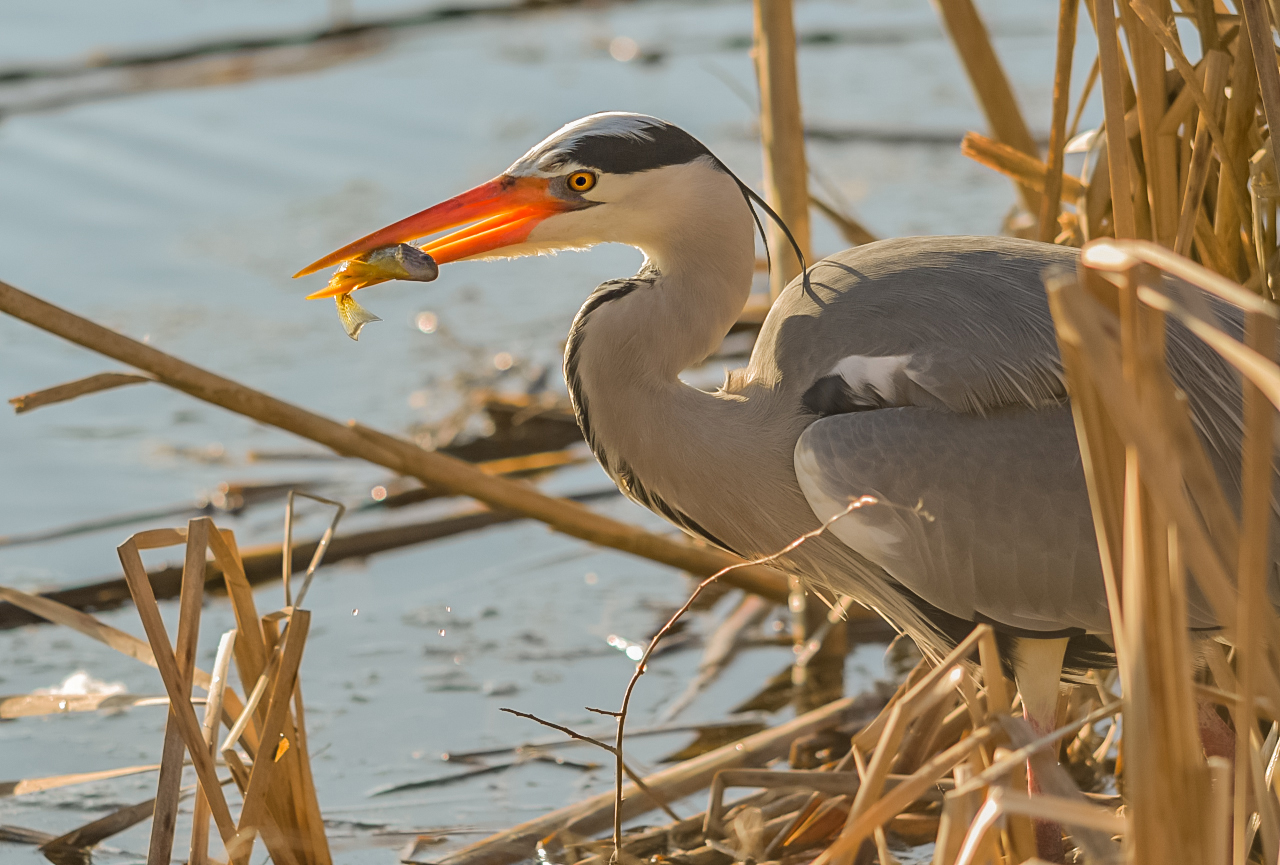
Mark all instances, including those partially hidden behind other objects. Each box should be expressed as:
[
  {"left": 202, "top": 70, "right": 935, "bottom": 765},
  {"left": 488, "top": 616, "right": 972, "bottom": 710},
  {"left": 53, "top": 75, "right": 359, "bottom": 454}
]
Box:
[{"left": 499, "top": 708, "right": 681, "bottom": 822}]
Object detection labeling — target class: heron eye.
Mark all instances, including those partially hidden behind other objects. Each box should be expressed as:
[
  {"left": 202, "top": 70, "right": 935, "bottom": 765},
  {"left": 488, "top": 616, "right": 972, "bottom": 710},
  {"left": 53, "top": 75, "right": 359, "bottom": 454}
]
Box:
[{"left": 567, "top": 171, "right": 597, "bottom": 192}]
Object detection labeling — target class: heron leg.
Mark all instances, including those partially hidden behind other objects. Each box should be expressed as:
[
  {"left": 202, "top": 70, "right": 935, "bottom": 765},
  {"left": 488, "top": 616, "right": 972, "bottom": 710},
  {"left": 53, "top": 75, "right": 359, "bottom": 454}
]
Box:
[{"left": 1011, "top": 635, "right": 1070, "bottom": 863}]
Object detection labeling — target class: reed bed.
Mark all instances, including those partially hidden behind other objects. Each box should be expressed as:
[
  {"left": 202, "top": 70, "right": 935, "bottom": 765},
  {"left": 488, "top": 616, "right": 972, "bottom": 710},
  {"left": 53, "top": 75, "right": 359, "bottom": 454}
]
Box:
[
  {"left": 1, "top": 514, "right": 333, "bottom": 865},
  {"left": 954, "top": 0, "right": 1280, "bottom": 293}
]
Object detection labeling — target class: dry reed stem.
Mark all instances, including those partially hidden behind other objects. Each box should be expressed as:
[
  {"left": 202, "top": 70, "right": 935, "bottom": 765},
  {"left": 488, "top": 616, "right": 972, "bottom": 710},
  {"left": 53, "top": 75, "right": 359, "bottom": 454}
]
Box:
[
  {"left": 7, "top": 371, "right": 154, "bottom": 413},
  {"left": 1115, "top": 285, "right": 1209, "bottom": 864},
  {"left": 1093, "top": 0, "right": 1138, "bottom": 238},
  {"left": 281, "top": 490, "right": 345, "bottom": 609},
  {"left": 1052, "top": 276, "right": 1244, "bottom": 633},
  {"left": 113, "top": 524, "right": 325, "bottom": 865},
  {"left": 1069, "top": 55, "right": 1101, "bottom": 143},
  {"left": 850, "top": 662, "right": 929, "bottom": 756},
  {"left": 1233, "top": 306, "right": 1277, "bottom": 865},
  {"left": 950, "top": 699, "right": 1122, "bottom": 797},
  {"left": 0, "top": 693, "right": 163, "bottom": 719},
  {"left": 0, "top": 278, "right": 791, "bottom": 603},
  {"left": 752, "top": 0, "right": 811, "bottom": 297},
  {"left": 148, "top": 518, "right": 208, "bottom": 865},
  {"left": 1040, "top": 0, "right": 1080, "bottom": 242},
  {"left": 1209, "top": 756, "right": 1233, "bottom": 865},
  {"left": 287, "top": 682, "right": 331, "bottom": 865},
  {"left": 1, "top": 764, "right": 163, "bottom": 798},
  {"left": 191, "top": 629, "right": 236, "bottom": 865},
  {"left": 0, "top": 580, "right": 258, "bottom": 770},
  {"left": 208, "top": 528, "right": 271, "bottom": 701},
  {"left": 848, "top": 749, "right": 892, "bottom": 865},
  {"left": 1129, "top": 1, "right": 1254, "bottom": 237},
  {"left": 220, "top": 647, "right": 279, "bottom": 755},
  {"left": 812, "top": 627, "right": 999, "bottom": 865},
  {"left": 1215, "top": 24, "right": 1258, "bottom": 276},
  {"left": 993, "top": 786, "right": 1126, "bottom": 836},
  {"left": 841, "top": 631, "right": 985, "bottom": 831},
  {"left": 40, "top": 796, "right": 162, "bottom": 858},
  {"left": 821, "top": 727, "right": 998, "bottom": 865},
  {"left": 1121, "top": 0, "right": 1178, "bottom": 246},
  {"left": 1239, "top": 0, "right": 1280, "bottom": 188},
  {"left": 256, "top": 610, "right": 329, "bottom": 865},
  {"left": 933, "top": 0, "right": 1041, "bottom": 215},
  {"left": 1205, "top": 651, "right": 1280, "bottom": 861},
  {"left": 960, "top": 133, "right": 1086, "bottom": 201},
  {"left": 1175, "top": 51, "right": 1231, "bottom": 256},
  {"left": 442, "top": 695, "right": 862, "bottom": 865},
  {"left": 228, "top": 610, "right": 310, "bottom": 863},
  {"left": 0, "top": 585, "right": 164, "bottom": 673},
  {"left": 975, "top": 629, "right": 1009, "bottom": 719}
]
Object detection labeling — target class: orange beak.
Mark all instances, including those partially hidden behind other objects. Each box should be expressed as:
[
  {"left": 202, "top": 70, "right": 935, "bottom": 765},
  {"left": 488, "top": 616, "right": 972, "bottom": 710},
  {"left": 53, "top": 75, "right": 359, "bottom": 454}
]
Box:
[{"left": 294, "top": 175, "right": 572, "bottom": 299}]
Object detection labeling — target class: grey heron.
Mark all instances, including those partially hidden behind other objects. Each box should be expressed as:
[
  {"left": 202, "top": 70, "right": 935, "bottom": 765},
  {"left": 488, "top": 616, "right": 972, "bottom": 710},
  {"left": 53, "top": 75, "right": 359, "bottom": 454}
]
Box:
[{"left": 296, "top": 113, "right": 1259, "bottom": 819}]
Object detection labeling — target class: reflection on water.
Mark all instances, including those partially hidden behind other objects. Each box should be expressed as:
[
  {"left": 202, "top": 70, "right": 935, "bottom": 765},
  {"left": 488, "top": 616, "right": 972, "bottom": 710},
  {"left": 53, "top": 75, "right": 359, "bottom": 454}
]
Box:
[{"left": 0, "top": 0, "right": 1082, "bottom": 860}]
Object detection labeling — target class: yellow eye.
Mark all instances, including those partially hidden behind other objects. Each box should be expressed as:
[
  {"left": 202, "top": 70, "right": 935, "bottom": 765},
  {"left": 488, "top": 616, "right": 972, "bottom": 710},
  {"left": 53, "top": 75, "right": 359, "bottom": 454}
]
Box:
[{"left": 567, "top": 171, "right": 597, "bottom": 192}]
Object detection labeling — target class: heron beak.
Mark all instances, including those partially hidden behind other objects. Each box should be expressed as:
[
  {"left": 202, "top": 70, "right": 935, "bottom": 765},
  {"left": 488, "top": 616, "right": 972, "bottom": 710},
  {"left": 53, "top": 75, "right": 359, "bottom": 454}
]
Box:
[{"left": 294, "top": 176, "right": 569, "bottom": 297}]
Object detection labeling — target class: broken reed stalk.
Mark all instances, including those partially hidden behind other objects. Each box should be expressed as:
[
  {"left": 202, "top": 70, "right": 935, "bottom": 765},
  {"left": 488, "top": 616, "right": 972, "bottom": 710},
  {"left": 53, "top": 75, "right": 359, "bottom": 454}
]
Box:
[
  {"left": 119, "top": 536, "right": 246, "bottom": 863},
  {"left": 117, "top": 518, "right": 330, "bottom": 865},
  {"left": 752, "top": 0, "right": 811, "bottom": 298},
  {"left": 960, "top": 133, "right": 1085, "bottom": 201},
  {"left": 7, "top": 371, "right": 153, "bottom": 414},
  {"left": 2, "top": 516, "right": 333, "bottom": 863},
  {"left": 0, "top": 278, "right": 790, "bottom": 604}
]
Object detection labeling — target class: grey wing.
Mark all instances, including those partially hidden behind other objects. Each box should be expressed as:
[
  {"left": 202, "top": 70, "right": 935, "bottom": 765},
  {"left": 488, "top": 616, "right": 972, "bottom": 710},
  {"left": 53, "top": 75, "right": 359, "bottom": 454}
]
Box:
[
  {"left": 776, "top": 239, "right": 1255, "bottom": 634},
  {"left": 795, "top": 405, "right": 1122, "bottom": 634}
]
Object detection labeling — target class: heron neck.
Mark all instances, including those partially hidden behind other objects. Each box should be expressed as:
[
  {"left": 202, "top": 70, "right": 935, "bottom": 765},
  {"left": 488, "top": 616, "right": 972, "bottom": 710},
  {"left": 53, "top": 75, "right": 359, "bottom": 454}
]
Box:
[
  {"left": 564, "top": 202, "right": 791, "bottom": 551},
  {"left": 568, "top": 196, "right": 755, "bottom": 389}
]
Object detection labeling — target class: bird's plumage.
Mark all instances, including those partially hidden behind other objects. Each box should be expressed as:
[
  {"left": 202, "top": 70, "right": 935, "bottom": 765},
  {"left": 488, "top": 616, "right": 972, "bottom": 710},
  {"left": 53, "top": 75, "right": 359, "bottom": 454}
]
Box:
[
  {"left": 310, "top": 112, "right": 1273, "bottom": 680},
  {"left": 567, "top": 229, "right": 1261, "bottom": 669}
]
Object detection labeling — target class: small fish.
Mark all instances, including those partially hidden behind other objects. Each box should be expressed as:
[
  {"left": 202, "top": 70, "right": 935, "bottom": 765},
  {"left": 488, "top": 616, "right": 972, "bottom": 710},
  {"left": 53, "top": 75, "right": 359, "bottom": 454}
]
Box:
[
  {"left": 335, "top": 293, "right": 382, "bottom": 341},
  {"left": 323, "top": 244, "right": 438, "bottom": 341},
  {"left": 325, "top": 244, "right": 439, "bottom": 295}
]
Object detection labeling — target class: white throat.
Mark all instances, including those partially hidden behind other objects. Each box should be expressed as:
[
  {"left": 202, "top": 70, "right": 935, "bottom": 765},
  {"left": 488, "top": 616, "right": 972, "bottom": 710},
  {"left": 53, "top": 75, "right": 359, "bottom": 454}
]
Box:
[{"left": 560, "top": 161, "right": 763, "bottom": 550}]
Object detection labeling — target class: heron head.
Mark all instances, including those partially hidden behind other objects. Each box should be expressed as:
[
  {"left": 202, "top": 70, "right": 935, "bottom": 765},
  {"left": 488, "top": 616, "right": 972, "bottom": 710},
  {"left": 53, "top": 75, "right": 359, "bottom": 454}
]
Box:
[{"left": 294, "top": 113, "right": 748, "bottom": 297}]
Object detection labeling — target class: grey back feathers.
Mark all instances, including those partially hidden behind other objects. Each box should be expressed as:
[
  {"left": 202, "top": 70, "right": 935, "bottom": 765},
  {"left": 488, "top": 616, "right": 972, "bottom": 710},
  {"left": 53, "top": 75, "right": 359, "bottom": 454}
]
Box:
[{"left": 777, "top": 237, "right": 1256, "bottom": 642}]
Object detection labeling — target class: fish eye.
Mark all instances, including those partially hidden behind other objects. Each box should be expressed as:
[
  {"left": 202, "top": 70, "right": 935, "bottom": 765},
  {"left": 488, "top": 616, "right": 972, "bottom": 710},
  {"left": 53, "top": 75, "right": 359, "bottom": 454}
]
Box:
[{"left": 567, "top": 171, "right": 597, "bottom": 193}]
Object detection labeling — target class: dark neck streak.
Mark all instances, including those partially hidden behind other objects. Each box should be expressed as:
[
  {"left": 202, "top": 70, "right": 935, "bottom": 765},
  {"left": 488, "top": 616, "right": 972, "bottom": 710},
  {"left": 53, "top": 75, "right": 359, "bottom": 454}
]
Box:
[{"left": 563, "top": 263, "right": 738, "bottom": 554}]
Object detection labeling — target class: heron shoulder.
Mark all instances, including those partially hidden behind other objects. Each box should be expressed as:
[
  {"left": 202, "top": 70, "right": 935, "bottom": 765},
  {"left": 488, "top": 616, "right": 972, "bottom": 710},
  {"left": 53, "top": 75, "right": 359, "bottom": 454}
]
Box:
[{"left": 748, "top": 235, "right": 1072, "bottom": 416}]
